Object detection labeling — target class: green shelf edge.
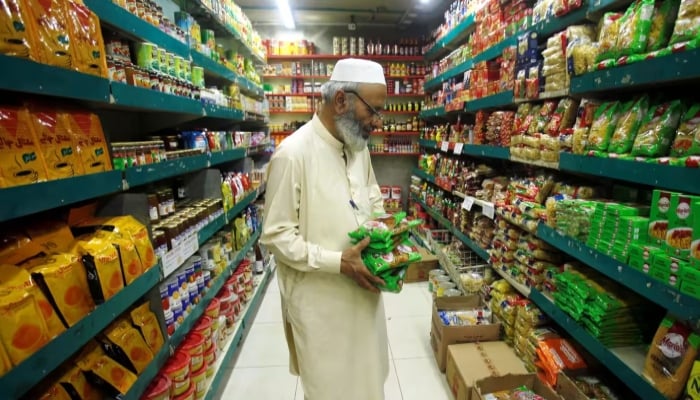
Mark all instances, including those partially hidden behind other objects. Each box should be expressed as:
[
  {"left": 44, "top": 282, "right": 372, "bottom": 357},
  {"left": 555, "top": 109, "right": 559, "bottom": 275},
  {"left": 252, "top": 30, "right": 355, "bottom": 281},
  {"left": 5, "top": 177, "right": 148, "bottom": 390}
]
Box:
[
  {"left": 559, "top": 153, "right": 700, "bottom": 195},
  {"left": 424, "top": 16, "right": 476, "bottom": 61},
  {"left": 412, "top": 167, "right": 435, "bottom": 184},
  {"left": 0, "top": 170, "right": 123, "bottom": 222},
  {"left": 537, "top": 224, "right": 700, "bottom": 319},
  {"left": 531, "top": 6, "right": 589, "bottom": 38},
  {"left": 465, "top": 91, "right": 514, "bottom": 112},
  {"left": 209, "top": 148, "right": 247, "bottom": 166},
  {"left": 571, "top": 48, "right": 700, "bottom": 94},
  {"left": 0, "top": 54, "right": 110, "bottom": 103},
  {"left": 462, "top": 144, "right": 510, "bottom": 159},
  {"left": 419, "top": 107, "right": 447, "bottom": 119},
  {"left": 418, "top": 139, "right": 438, "bottom": 149},
  {"left": 235, "top": 76, "right": 265, "bottom": 99},
  {"left": 84, "top": 0, "right": 190, "bottom": 59},
  {"left": 110, "top": 82, "right": 204, "bottom": 115},
  {"left": 203, "top": 269, "right": 272, "bottom": 400},
  {"left": 587, "top": 0, "right": 634, "bottom": 15},
  {"left": 191, "top": 51, "right": 237, "bottom": 82},
  {"left": 226, "top": 190, "right": 258, "bottom": 221},
  {"left": 0, "top": 266, "right": 161, "bottom": 400},
  {"left": 198, "top": 214, "right": 226, "bottom": 246},
  {"left": 529, "top": 289, "right": 667, "bottom": 400},
  {"left": 202, "top": 104, "right": 244, "bottom": 121},
  {"left": 124, "top": 154, "right": 209, "bottom": 188},
  {"left": 121, "top": 229, "right": 261, "bottom": 400},
  {"left": 424, "top": 58, "right": 473, "bottom": 91}
]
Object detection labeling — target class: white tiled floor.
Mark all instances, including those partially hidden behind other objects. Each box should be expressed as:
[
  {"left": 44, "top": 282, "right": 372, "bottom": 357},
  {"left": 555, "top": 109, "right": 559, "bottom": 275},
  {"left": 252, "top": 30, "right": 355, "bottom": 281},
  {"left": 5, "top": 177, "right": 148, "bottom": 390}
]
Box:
[{"left": 222, "top": 272, "right": 452, "bottom": 399}]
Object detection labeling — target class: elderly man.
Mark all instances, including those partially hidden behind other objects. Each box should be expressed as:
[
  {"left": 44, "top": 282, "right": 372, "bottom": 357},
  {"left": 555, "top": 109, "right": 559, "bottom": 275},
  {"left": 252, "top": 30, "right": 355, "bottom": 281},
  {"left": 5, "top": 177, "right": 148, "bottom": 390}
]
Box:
[{"left": 260, "top": 58, "right": 389, "bottom": 400}]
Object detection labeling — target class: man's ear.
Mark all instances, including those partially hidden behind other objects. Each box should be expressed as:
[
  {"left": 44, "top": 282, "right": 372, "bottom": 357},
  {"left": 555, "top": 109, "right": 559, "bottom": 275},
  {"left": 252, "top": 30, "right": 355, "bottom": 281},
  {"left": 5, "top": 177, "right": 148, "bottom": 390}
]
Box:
[{"left": 333, "top": 90, "right": 348, "bottom": 114}]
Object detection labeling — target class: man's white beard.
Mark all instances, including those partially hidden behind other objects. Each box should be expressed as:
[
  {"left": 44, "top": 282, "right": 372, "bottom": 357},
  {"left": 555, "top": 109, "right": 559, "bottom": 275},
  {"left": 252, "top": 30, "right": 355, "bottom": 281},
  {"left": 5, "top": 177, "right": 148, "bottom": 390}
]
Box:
[{"left": 335, "top": 107, "right": 370, "bottom": 153}]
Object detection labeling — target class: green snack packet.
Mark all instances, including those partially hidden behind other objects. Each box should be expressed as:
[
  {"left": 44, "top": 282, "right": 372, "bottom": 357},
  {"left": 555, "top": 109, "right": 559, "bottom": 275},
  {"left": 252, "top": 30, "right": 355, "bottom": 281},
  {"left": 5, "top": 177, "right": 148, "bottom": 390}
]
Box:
[
  {"left": 669, "top": 0, "right": 700, "bottom": 45},
  {"left": 616, "top": 0, "right": 655, "bottom": 56},
  {"left": 609, "top": 96, "right": 650, "bottom": 154},
  {"left": 348, "top": 212, "right": 420, "bottom": 244},
  {"left": 587, "top": 102, "right": 622, "bottom": 152},
  {"left": 363, "top": 240, "right": 422, "bottom": 275},
  {"left": 596, "top": 12, "right": 624, "bottom": 62},
  {"left": 670, "top": 103, "right": 700, "bottom": 157},
  {"left": 646, "top": 0, "right": 681, "bottom": 51},
  {"left": 631, "top": 100, "right": 685, "bottom": 157},
  {"left": 376, "top": 266, "right": 407, "bottom": 293}
]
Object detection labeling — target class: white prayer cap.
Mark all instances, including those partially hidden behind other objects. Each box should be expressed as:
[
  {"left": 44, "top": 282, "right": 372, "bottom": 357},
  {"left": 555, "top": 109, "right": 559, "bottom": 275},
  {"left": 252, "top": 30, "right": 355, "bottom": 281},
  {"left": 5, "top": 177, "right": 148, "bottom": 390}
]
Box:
[{"left": 330, "top": 58, "right": 386, "bottom": 85}]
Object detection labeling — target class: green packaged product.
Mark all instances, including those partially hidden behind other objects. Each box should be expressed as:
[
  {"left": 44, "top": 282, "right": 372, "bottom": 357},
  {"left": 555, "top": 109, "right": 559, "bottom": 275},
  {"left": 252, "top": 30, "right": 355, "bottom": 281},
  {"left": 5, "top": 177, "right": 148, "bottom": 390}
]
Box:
[
  {"left": 609, "top": 96, "right": 650, "bottom": 154},
  {"left": 348, "top": 212, "right": 420, "bottom": 244},
  {"left": 631, "top": 100, "right": 685, "bottom": 157},
  {"left": 649, "top": 190, "right": 677, "bottom": 244},
  {"left": 647, "top": 0, "right": 681, "bottom": 51},
  {"left": 670, "top": 0, "right": 700, "bottom": 44},
  {"left": 616, "top": 0, "right": 655, "bottom": 56},
  {"left": 681, "top": 280, "right": 700, "bottom": 299},
  {"left": 362, "top": 240, "right": 422, "bottom": 275},
  {"left": 377, "top": 266, "right": 407, "bottom": 293},
  {"left": 680, "top": 264, "right": 700, "bottom": 284},
  {"left": 666, "top": 194, "right": 700, "bottom": 259},
  {"left": 597, "top": 12, "right": 624, "bottom": 61},
  {"left": 586, "top": 102, "right": 622, "bottom": 151},
  {"left": 670, "top": 103, "right": 700, "bottom": 157}
]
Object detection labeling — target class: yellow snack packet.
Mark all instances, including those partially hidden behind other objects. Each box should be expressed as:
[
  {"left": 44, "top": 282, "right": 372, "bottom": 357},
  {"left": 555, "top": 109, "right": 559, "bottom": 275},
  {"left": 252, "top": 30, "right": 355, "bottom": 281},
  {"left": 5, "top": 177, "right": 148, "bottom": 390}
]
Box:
[
  {"left": 58, "top": 365, "right": 101, "bottom": 400},
  {"left": 27, "top": 105, "right": 84, "bottom": 179},
  {"left": 73, "top": 236, "right": 124, "bottom": 303},
  {"left": 107, "top": 216, "right": 156, "bottom": 270},
  {"left": 0, "top": 0, "right": 36, "bottom": 59},
  {"left": 102, "top": 319, "right": 154, "bottom": 374},
  {"left": 0, "top": 105, "right": 49, "bottom": 188},
  {"left": 77, "top": 342, "right": 137, "bottom": 396},
  {"left": 0, "top": 289, "right": 50, "bottom": 365},
  {"left": 64, "top": 0, "right": 107, "bottom": 77},
  {"left": 130, "top": 302, "right": 164, "bottom": 354},
  {"left": 38, "top": 382, "right": 73, "bottom": 400},
  {"left": 21, "top": 0, "right": 72, "bottom": 68},
  {"left": 96, "top": 231, "right": 143, "bottom": 286},
  {"left": 0, "top": 341, "right": 12, "bottom": 378},
  {"left": 60, "top": 110, "right": 110, "bottom": 175},
  {"left": 29, "top": 253, "right": 95, "bottom": 327}
]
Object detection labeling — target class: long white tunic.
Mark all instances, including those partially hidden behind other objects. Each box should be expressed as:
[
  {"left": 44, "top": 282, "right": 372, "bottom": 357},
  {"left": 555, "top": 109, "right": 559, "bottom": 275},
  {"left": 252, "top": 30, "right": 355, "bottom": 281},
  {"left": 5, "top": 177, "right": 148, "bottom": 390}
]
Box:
[{"left": 261, "top": 115, "right": 388, "bottom": 400}]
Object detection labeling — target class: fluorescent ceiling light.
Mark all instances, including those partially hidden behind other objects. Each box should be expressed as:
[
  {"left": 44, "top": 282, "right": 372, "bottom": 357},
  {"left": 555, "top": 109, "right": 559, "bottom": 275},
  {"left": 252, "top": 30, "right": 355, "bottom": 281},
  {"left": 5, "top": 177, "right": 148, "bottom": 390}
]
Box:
[
  {"left": 419, "top": 0, "right": 430, "bottom": 3},
  {"left": 277, "top": 0, "right": 295, "bottom": 29}
]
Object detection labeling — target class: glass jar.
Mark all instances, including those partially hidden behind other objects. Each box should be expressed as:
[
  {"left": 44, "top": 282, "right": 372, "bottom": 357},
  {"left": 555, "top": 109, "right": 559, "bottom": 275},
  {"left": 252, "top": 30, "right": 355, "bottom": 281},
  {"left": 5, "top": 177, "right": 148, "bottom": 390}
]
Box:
[
  {"left": 153, "top": 230, "right": 167, "bottom": 259},
  {"left": 147, "top": 193, "right": 160, "bottom": 222},
  {"left": 157, "top": 190, "right": 170, "bottom": 218},
  {"left": 125, "top": 144, "right": 137, "bottom": 168}
]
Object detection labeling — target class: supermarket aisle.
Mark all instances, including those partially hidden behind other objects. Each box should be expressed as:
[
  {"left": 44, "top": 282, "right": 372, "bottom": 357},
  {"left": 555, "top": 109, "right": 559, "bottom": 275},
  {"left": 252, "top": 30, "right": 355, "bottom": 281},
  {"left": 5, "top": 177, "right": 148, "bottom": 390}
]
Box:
[{"left": 219, "top": 272, "right": 452, "bottom": 400}]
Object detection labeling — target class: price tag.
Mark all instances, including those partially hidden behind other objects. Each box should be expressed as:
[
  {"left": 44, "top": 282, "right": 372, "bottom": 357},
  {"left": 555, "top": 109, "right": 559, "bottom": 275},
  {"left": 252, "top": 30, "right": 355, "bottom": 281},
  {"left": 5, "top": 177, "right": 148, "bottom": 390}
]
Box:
[
  {"left": 483, "top": 202, "right": 495, "bottom": 219},
  {"left": 462, "top": 196, "right": 475, "bottom": 211},
  {"left": 453, "top": 142, "right": 464, "bottom": 154},
  {"left": 441, "top": 141, "right": 450, "bottom": 152}
]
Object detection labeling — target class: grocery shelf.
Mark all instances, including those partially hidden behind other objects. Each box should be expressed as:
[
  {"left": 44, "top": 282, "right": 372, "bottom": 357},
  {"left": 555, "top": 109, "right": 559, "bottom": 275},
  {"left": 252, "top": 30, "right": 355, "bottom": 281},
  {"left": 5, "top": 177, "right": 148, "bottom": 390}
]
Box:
[
  {"left": 177, "top": 0, "right": 266, "bottom": 64},
  {"left": 424, "top": 58, "right": 473, "bottom": 91},
  {"left": 110, "top": 82, "right": 204, "bottom": 115},
  {"left": 209, "top": 148, "right": 247, "bottom": 166},
  {"left": 123, "top": 229, "right": 261, "bottom": 400},
  {"left": 226, "top": 190, "right": 259, "bottom": 221},
  {"left": 465, "top": 91, "right": 515, "bottom": 112},
  {"left": 424, "top": 16, "right": 477, "bottom": 61},
  {"left": 192, "top": 51, "right": 238, "bottom": 82},
  {"left": 0, "top": 265, "right": 161, "bottom": 400},
  {"left": 473, "top": 36, "right": 518, "bottom": 64},
  {"left": 586, "top": 0, "right": 635, "bottom": 17},
  {"left": 571, "top": 48, "right": 700, "bottom": 94},
  {"left": 124, "top": 154, "right": 209, "bottom": 188},
  {"left": 372, "top": 131, "right": 420, "bottom": 136},
  {"left": 420, "top": 107, "right": 448, "bottom": 119},
  {"left": 0, "top": 54, "right": 111, "bottom": 103},
  {"left": 266, "top": 92, "right": 321, "bottom": 97},
  {"left": 559, "top": 153, "right": 700, "bottom": 195},
  {"left": 529, "top": 289, "right": 666, "bottom": 400},
  {"left": 514, "top": 89, "right": 569, "bottom": 103},
  {"left": 491, "top": 264, "right": 531, "bottom": 297},
  {"left": 419, "top": 139, "right": 438, "bottom": 149},
  {"left": 235, "top": 77, "right": 264, "bottom": 99},
  {"left": 262, "top": 75, "right": 329, "bottom": 79},
  {"left": 388, "top": 93, "right": 425, "bottom": 97},
  {"left": 510, "top": 156, "right": 560, "bottom": 170},
  {"left": 265, "top": 54, "right": 424, "bottom": 62},
  {"left": 537, "top": 224, "right": 700, "bottom": 320},
  {"left": 412, "top": 167, "right": 436, "bottom": 184},
  {"left": 202, "top": 104, "right": 245, "bottom": 121},
  {"left": 202, "top": 269, "right": 272, "bottom": 400},
  {"left": 461, "top": 144, "right": 511, "bottom": 159},
  {"left": 531, "top": 6, "right": 589, "bottom": 38},
  {"left": 386, "top": 75, "right": 426, "bottom": 79},
  {"left": 0, "top": 171, "right": 123, "bottom": 222},
  {"left": 198, "top": 214, "right": 226, "bottom": 247},
  {"left": 370, "top": 152, "right": 421, "bottom": 156},
  {"left": 383, "top": 111, "right": 420, "bottom": 115},
  {"left": 84, "top": 0, "right": 190, "bottom": 59},
  {"left": 269, "top": 110, "right": 313, "bottom": 114}
]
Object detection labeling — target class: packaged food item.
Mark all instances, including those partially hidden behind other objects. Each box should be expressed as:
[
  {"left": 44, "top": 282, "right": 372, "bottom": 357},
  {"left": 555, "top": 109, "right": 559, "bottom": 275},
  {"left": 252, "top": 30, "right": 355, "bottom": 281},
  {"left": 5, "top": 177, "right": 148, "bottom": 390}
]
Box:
[
  {"left": 348, "top": 212, "right": 419, "bottom": 250},
  {"left": 631, "top": 100, "right": 685, "bottom": 157},
  {"left": 670, "top": 0, "right": 700, "bottom": 44},
  {"left": 375, "top": 265, "right": 407, "bottom": 293},
  {"left": 671, "top": 103, "right": 700, "bottom": 157},
  {"left": 586, "top": 102, "right": 621, "bottom": 151},
  {"left": 77, "top": 342, "right": 138, "bottom": 396},
  {"left": 572, "top": 376, "right": 622, "bottom": 400},
  {"left": 596, "top": 12, "right": 623, "bottom": 61},
  {"left": 107, "top": 216, "right": 156, "bottom": 270},
  {"left": 97, "top": 230, "right": 143, "bottom": 286},
  {"left": 649, "top": 190, "right": 676, "bottom": 244},
  {"left": 27, "top": 104, "right": 84, "bottom": 179},
  {"left": 60, "top": 110, "right": 111, "bottom": 174},
  {"left": 1, "top": 0, "right": 39, "bottom": 59},
  {"left": 572, "top": 99, "right": 601, "bottom": 154},
  {"left": 363, "top": 241, "right": 421, "bottom": 275},
  {"left": 643, "top": 316, "right": 699, "bottom": 399},
  {"left": 22, "top": 0, "right": 72, "bottom": 68},
  {"left": 665, "top": 193, "right": 699, "bottom": 259},
  {"left": 64, "top": 0, "right": 107, "bottom": 77},
  {"left": 546, "top": 98, "right": 579, "bottom": 135},
  {"left": 608, "top": 96, "right": 649, "bottom": 154},
  {"left": 101, "top": 319, "right": 154, "bottom": 374},
  {"left": 0, "top": 288, "right": 50, "bottom": 365},
  {"left": 58, "top": 365, "right": 101, "bottom": 400},
  {"left": 38, "top": 382, "right": 73, "bottom": 400},
  {"left": 130, "top": 302, "right": 164, "bottom": 354},
  {"left": 647, "top": 0, "right": 681, "bottom": 51},
  {"left": 616, "top": 0, "right": 655, "bottom": 56},
  {"left": 0, "top": 105, "right": 49, "bottom": 188},
  {"left": 72, "top": 235, "right": 124, "bottom": 303},
  {"left": 29, "top": 252, "right": 95, "bottom": 327}
]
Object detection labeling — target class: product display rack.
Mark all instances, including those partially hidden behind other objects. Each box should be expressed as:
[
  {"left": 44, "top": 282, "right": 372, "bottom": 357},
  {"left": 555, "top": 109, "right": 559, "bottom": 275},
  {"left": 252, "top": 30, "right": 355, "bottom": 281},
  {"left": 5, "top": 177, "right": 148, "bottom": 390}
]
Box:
[
  {"left": 266, "top": 54, "right": 424, "bottom": 62},
  {"left": 424, "top": 16, "right": 477, "bottom": 62}
]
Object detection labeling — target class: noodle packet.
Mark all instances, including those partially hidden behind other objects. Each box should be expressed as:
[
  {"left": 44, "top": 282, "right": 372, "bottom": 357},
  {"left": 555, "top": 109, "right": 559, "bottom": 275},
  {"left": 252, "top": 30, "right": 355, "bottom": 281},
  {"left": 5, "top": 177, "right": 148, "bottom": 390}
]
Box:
[
  {"left": 376, "top": 266, "right": 408, "bottom": 293},
  {"left": 631, "top": 100, "right": 685, "bottom": 157},
  {"left": 616, "top": 0, "right": 655, "bottom": 56},
  {"left": 348, "top": 212, "right": 420, "bottom": 244},
  {"left": 609, "top": 96, "right": 650, "bottom": 154},
  {"left": 586, "top": 102, "right": 621, "bottom": 152},
  {"left": 670, "top": 0, "right": 700, "bottom": 45},
  {"left": 670, "top": 103, "right": 700, "bottom": 157},
  {"left": 646, "top": 0, "right": 681, "bottom": 51},
  {"left": 596, "top": 12, "right": 623, "bottom": 61},
  {"left": 362, "top": 240, "right": 422, "bottom": 275}
]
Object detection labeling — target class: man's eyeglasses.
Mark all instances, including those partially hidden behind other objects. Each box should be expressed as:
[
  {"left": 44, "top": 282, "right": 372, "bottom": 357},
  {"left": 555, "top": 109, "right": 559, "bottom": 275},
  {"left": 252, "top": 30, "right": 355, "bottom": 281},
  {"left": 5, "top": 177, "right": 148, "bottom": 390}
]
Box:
[{"left": 343, "top": 90, "right": 383, "bottom": 120}]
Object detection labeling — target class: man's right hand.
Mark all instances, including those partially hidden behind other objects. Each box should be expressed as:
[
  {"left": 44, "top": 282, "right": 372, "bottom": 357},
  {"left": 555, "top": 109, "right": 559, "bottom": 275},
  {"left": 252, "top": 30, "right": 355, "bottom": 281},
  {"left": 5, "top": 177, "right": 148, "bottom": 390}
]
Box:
[{"left": 340, "top": 238, "right": 385, "bottom": 293}]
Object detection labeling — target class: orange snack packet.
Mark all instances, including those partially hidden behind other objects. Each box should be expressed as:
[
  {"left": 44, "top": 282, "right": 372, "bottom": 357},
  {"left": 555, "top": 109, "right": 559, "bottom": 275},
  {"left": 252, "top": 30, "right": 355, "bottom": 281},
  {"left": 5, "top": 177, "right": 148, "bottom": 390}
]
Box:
[
  {"left": 27, "top": 104, "right": 84, "bottom": 179},
  {"left": 0, "top": 0, "right": 36, "bottom": 59},
  {"left": 60, "top": 111, "right": 110, "bottom": 175},
  {"left": 77, "top": 342, "right": 137, "bottom": 396},
  {"left": 63, "top": 0, "right": 107, "bottom": 77},
  {"left": 72, "top": 235, "right": 124, "bottom": 303},
  {"left": 0, "top": 105, "right": 48, "bottom": 188},
  {"left": 0, "top": 289, "right": 50, "bottom": 365},
  {"left": 21, "top": 0, "right": 72, "bottom": 68},
  {"left": 107, "top": 216, "right": 156, "bottom": 270},
  {"left": 97, "top": 230, "right": 143, "bottom": 286},
  {"left": 101, "top": 319, "right": 154, "bottom": 374},
  {"left": 130, "top": 302, "right": 164, "bottom": 354},
  {"left": 29, "top": 252, "right": 95, "bottom": 327},
  {"left": 58, "top": 365, "right": 101, "bottom": 400}
]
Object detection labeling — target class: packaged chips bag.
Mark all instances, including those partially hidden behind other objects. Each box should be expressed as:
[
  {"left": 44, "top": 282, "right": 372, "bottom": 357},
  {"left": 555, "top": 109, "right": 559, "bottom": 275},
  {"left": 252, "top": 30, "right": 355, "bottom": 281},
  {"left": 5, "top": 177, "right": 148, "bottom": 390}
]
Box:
[
  {"left": 586, "top": 101, "right": 621, "bottom": 152},
  {"left": 375, "top": 265, "right": 408, "bottom": 293},
  {"left": 72, "top": 235, "right": 124, "bottom": 304},
  {"left": 608, "top": 95, "right": 650, "bottom": 154},
  {"left": 130, "top": 302, "right": 164, "bottom": 354},
  {"left": 77, "top": 342, "right": 138, "bottom": 396},
  {"left": 348, "top": 212, "right": 420, "bottom": 252},
  {"left": 671, "top": 103, "right": 700, "bottom": 157},
  {"left": 631, "top": 100, "right": 685, "bottom": 157},
  {"left": 100, "top": 319, "right": 154, "bottom": 374},
  {"left": 362, "top": 240, "right": 422, "bottom": 275}
]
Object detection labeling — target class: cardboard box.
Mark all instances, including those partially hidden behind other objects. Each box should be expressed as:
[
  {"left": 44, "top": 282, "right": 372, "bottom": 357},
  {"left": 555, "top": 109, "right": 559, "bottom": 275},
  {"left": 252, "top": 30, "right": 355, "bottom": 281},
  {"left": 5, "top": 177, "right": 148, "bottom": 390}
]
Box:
[
  {"left": 404, "top": 246, "right": 439, "bottom": 283},
  {"left": 649, "top": 190, "right": 676, "bottom": 245},
  {"left": 681, "top": 280, "right": 700, "bottom": 299},
  {"left": 554, "top": 373, "right": 591, "bottom": 400},
  {"left": 690, "top": 201, "right": 700, "bottom": 268},
  {"left": 446, "top": 342, "right": 528, "bottom": 400},
  {"left": 471, "top": 374, "right": 563, "bottom": 400},
  {"left": 431, "top": 296, "right": 501, "bottom": 371},
  {"left": 666, "top": 194, "right": 700, "bottom": 259}
]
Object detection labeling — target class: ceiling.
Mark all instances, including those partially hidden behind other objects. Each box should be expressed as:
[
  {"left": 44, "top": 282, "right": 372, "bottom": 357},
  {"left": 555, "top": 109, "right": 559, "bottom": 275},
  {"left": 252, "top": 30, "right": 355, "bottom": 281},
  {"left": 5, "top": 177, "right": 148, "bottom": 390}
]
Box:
[{"left": 236, "top": 0, "right": 449, "bottom": 29}]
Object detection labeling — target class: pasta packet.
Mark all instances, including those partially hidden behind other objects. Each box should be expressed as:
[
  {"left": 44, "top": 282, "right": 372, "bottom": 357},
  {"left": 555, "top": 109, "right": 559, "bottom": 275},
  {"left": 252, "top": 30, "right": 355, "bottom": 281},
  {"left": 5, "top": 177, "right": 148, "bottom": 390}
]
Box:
[
  {"left": 631, "top": 100, "right": 685, "bottom": 157},
  {"left": 586, "top": 102, "right": 622, "bottom": 151},
  {"left": 545, "top": 98, "right": 580, "bottom": 135},
  {"left": 608, "top": 95, "right": 650, "bottom": 154},
  {"left": 616, "top": 0, "right": 655, "bottom": 56},
  {"left": 646, "top": 0, "right": 681, "bottom": 51},
  {"left": 669, "top": 0, "right": 700, "bottom": 45},
  {"left": 596, "top": 12, "right": 623, "bottom": 61},
  {"left": 363, "top": 241, "right": 422, "bottom": 275},
  {"left": 670, "top": 103, "right": 700, "bottom": 157}
]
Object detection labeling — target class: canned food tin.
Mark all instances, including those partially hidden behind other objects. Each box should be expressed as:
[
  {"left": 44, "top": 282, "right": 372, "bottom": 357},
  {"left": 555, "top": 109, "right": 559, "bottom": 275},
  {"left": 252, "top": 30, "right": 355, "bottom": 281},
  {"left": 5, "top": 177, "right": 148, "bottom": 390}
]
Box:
[
  {"left": 158, "top": 48, "right": 168, "bottom": 74},
  {"left": 135, "top": 42, "right": 159, "bottom": 71}
]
